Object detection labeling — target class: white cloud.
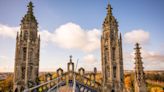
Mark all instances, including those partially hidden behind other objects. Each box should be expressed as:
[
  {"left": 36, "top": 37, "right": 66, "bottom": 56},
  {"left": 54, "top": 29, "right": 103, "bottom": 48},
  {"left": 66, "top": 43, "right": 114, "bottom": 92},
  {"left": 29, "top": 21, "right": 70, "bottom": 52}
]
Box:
[
  {"left": 124, "top": 48, "right": 164, "bottom": 62},
  {"left": 39, "top": 30, "right": 52, "bottom": 47},
  {"left": 123, "top": 49, "right": 164, "bottom": 70},
  {"left": 52, "top": 23, "right": 87, "bottom": 49},
  {"left": 124, "top": 29, "right": 150, "bottom": 44},
  {"left": 123, "top": 52, "right": 133, "bottom": 62},
  {"left": 0, "top": 55, "right": 10, "bottom": 62},
  {"left": 1, "top": 23, "right": 163, "bottom": 71},
  {"left": 124, "top": 49, "right": 164, "bottom": 62},
  {"left": 0, "top": 23, "right": 101, "bottom": 52},
  {"left": 141, "top": 49, "right": 164, "bottom": 70},
  {"left": 141, "top": 49, "right": 164, "bottom": 62},
  {"left": 40, "top": 22, "right": 101, "bottom": 52},
  {"left": 83, "top": 54, "right": 97, "bottom": 63},
  {"left": 0, "top": 24, "right": 19, "bottom": 38}
]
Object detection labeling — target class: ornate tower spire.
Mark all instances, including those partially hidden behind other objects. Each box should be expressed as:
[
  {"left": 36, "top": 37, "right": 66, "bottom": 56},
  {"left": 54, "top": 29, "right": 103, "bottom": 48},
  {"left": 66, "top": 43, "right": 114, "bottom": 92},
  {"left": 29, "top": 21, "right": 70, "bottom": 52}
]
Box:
[
  {"left": 103, "top": 1, "right": 113, "bottom": 29},
  {"left": 107, "top": 0, "right": 112, "bottom": 16},
  {"left": 21, "top": 1, "right": 37, "bottom": 24},
  {"left": 101, "top": 1, "right": 124, "bottom": 92},
  {"left": 70, "top": 55, "right": 73, "bottom": 62},
  {"left": 13, "top": 2, "right": 40, "bottom": 92},
  {"left": 134, "top": 43, "right": 147, "bottom": 92},
  {"left": 27, "top": 1, "right": 33, "bottom": 14}
]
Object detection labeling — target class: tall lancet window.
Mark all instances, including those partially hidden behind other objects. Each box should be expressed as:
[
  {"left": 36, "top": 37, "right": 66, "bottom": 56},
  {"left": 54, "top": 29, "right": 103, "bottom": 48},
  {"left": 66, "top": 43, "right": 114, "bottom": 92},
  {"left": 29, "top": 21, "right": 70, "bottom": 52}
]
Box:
[
  {"left": 23, "top": 47, "right": 27, "bottom": 61},
  {"left": 24, "top": 31, "right": 28, "bottom": 40},
  {"left": 29, "top": 48, "right": 33, "bottom": 62},
  {"left": 111, "top": 31, "right": 114, "bottom": 41},
  {"left": 112, "top": 47, "right": 115, "bottom": 61},
  {"left": 21, "top": 67, "right": 25, "bottom": 79},
  {"left": 105, "top": 47, "right": 108, "bottom": 63},
  {"left": 105, "top": 40, "right": 108, "bottom": 61},
  {"left": 113, "top": 66, "right": 116, "bottom": 78},
  {"left": 104, "top": 41, "right": 110, "bottom": 78}
]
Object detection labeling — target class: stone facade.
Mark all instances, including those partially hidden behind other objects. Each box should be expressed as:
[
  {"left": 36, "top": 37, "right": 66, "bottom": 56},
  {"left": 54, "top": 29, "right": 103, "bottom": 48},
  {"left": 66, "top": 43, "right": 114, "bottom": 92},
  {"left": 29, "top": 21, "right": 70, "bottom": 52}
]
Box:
[
  {"left": 13, "top": 2, "right": 40, "bottom": 92},
  {"left": 101, "top": 2, "right": 124, "bottom": 92},
  {"left": 134, "top": 43, "right": 147, "bottom": 92}
]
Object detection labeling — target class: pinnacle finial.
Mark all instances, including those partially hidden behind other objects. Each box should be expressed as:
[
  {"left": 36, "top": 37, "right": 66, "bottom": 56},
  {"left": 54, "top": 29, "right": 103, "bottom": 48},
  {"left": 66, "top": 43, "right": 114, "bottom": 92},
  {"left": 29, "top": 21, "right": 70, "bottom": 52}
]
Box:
[
  {"left": 135, "top": 43, "right": 140, "bottom": 49},
  {"left": 106, "top": 0, "right": 112, "bottom": 15},
  {"left": 134, "top": 43, "right": 142, "bottom": 55},
  {"left": 70, "top": 55, "right": 72, "bottom": 62},
  {"left": 134, "top": 43, "right": 142, "bottom": 64},
  {"left": 21, "top": 1, "right": 37, "bottom": 24},
  {"left": 70, "top": 55, "right": 72, "bottom": 59},
  {"left": 27, "top": 1, "right": 34, "bottom": 15}
]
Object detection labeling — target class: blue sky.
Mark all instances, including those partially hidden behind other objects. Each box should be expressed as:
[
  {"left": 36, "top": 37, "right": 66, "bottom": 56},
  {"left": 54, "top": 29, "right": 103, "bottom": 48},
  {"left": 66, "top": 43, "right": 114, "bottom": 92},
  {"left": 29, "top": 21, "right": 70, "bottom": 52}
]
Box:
[{"left": 0, "top": 0, "right": 164, "bottom": 72}]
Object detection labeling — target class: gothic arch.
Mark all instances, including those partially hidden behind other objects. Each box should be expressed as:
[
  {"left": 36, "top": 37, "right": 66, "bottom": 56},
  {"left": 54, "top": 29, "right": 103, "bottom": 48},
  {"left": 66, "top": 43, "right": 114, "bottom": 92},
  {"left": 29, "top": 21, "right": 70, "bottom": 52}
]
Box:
[
  {"left": 111, "top": 89, "right": 115, "bottom": 92},
  {"left": 113, "top": 66, "right": 116, "bottom": 78},
  {"left": 14, "top": 88, "right": 18, "bottom": 92}
]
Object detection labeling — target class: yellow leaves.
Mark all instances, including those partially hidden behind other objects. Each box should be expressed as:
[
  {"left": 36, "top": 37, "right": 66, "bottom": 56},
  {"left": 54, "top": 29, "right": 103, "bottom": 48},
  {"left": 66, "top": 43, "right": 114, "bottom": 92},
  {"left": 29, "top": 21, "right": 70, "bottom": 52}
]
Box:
[
  {"left": 150, "top": 87, "right": 163, "bottom": 92},
  {"left": 52, "top": 73, "right": 57, "bottom": 79},
  {"left": 124, "top": 76, "right": 132, "bottom": 89},
  {"left": 95, "top": 73, "right": 102, "bottom": 83},
  {"left": 0, "top": 75, "right": 13, "bottom": 91}
]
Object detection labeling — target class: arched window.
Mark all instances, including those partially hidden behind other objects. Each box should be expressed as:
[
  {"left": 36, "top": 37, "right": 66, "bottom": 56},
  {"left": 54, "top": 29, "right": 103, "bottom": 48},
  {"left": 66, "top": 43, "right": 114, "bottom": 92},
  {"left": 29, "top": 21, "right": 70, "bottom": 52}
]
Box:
[
  {"left": 105, "top": 47, "right": 108, "bottom": 63},
  {"left": 111, "top": 89, "right": 115, "bottom": 92},
  {"left": 112, "top": 47, "right": 115, "bottom": 61},
  {"left": 24, "top": 31, "right": 28, "bottom": 40},
  {"left": 23, "top": 47, "right": 26, "bottom": 61},
  {"left": 21, "top": 67, "right": 25, "bottom": 79},
  {"left": 14, "top": 88, "right": 18, "bottom": 92},
  {"left": 113, "top": 66, "right": 116, "bottom": 78}
]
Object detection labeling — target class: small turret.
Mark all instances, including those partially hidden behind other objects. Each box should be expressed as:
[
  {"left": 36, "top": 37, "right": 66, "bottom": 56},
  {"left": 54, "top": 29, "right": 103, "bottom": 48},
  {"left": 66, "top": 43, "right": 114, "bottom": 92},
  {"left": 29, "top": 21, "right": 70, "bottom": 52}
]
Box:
[
  {"left": 103, "top": 2, "right": 113, "bottom": 27},
  {"left": 134, "top": 43, "right": 147, "bottom": 92}
]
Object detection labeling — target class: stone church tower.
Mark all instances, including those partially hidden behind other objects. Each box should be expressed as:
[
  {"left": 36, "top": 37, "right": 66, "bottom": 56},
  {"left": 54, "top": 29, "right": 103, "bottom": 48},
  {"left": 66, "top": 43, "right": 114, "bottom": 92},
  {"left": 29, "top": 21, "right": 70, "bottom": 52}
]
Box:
[
  {"left": 134, "top": 43, "right": 147, "bottom": 92},
  {"left": 101, "top": 2, "right": 124, "bottom": 92},
  {"left": 13, "top": 2, "right": 40, "bottom": 92}
]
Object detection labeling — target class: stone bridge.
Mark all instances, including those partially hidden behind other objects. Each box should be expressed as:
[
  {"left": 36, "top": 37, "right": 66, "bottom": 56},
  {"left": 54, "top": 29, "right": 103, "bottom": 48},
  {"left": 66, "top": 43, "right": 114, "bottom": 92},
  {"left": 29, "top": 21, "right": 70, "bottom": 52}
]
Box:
[{"left": 24, "top": 56, "right": 102, "bottom": 92}]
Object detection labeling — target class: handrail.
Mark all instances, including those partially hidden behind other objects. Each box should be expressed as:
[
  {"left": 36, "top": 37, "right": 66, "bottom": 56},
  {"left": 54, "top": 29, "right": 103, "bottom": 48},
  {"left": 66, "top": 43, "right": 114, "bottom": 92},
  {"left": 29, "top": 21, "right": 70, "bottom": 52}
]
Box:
[
  {"left": 23, "top": 71, "right": 101, "bottom": 92},
  {"left": 23, "top": 76, "right": 62, "bottom": 92}
]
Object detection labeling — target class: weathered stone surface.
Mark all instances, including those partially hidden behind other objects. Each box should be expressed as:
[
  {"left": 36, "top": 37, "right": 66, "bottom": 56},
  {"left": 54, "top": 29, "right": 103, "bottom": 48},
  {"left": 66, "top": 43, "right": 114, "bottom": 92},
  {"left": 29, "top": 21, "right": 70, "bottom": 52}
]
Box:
[
  {"left": 13, "top": 2, "right": 40, "bottom": 92},
  {"left": 101, "top": 2, "right": 124, "bottom": 92}
]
